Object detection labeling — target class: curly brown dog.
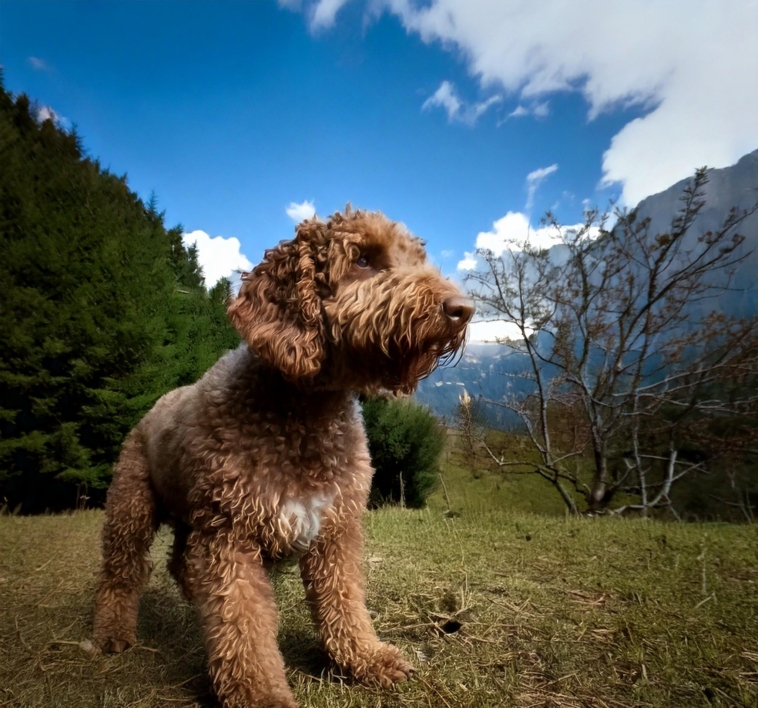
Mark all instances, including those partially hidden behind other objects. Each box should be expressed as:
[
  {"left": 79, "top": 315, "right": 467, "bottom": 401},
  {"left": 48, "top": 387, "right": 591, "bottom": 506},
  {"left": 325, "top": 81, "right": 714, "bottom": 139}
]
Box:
[{"left": 93, "top": 207, "right": 474, "bottom": 708}]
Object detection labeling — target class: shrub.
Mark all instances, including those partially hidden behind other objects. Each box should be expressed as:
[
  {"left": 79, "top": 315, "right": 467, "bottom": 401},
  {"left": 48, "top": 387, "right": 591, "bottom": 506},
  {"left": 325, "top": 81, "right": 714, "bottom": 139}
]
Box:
[{"left": 362, "top": 396, "right": 446, "bottom": 508}]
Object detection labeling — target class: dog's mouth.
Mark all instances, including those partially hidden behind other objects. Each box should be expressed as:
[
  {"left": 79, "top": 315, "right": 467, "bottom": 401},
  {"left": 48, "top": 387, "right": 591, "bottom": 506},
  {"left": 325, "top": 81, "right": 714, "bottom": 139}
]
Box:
[
  {"left": 400, "top": 331, "right": 467, "bottom": 391},
  {"left": 361, "top": 322, "right": 468, "bottom": 395}
]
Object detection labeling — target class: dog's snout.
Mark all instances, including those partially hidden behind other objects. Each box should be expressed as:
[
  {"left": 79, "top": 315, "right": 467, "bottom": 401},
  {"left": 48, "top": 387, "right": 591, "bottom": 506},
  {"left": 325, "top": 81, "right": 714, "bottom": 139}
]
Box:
[{"left": 442, "top": 296, "right": 475, "bottom": 326}]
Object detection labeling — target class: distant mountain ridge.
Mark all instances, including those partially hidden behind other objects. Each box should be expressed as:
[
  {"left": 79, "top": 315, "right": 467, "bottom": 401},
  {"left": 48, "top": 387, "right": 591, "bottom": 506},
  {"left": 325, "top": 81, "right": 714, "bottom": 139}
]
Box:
[
  {"left": 416, "top": 148, "right": 758, "bottom": 420},
  {"left": 416, "top": 342, "right": 525, "bottom": 424}
]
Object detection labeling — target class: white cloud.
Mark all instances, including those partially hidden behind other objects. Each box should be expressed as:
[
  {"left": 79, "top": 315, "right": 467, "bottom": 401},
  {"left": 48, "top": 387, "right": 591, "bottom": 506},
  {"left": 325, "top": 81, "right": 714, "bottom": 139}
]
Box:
[
  {"left": 441, "top": 249, "right": 454, "bottom": 258},
  {"left": 305, "top": 0, "right": 758, "bottom": 205},
  {"left": 468, "top": 319, "right": 530, "bottom": 343},
  {"left": 422, "top": 81, "right": 461, "bottom": 121},
  {"left": 458, "top": 210, "right": 600, "bottom": 268},
  {"left": 507, "top": 101, "right": 550, "bottom": 121},
  {"left": 525, "top": 163, "right": 558, "bottom": 210},
  {"left": 286, "top": 199, "right": 316, "bottom": 223},
  {"left": 475, "top": 211, "right": 554, "bottom": 255},
  {"left": 35, "top": 105, "right": 70, "bottom": 129},
  {"left": 36, "top": 106, "right": 59, "bottom": 123},
  {"left": 422, "top": 80, "right": 500, "bottom": 125},
  {"left": 182, "top": 231, "right": 253, "bottom": 288},
  {"left": 457, "top": 251, "right": 477, "bottom": 270},
  {"left": 284, "top": 0, "right": 351, "bottom": 29}
]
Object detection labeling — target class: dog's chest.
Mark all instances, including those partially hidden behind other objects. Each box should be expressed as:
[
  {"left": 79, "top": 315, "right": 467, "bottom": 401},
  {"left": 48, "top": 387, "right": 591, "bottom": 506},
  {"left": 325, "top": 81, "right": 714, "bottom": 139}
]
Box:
[
  {"left": 224, "top": 391, "right": 371, "bottom": 557},
  {"left": 277, "top": 492, "right": 335, "bottom": 553}
]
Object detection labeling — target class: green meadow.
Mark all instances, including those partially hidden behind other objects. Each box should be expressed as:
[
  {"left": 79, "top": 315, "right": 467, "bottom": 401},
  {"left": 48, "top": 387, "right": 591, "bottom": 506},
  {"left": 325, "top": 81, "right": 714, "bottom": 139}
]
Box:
[{"left": 1, "top": 456, "right": 756, "bottom": 708}]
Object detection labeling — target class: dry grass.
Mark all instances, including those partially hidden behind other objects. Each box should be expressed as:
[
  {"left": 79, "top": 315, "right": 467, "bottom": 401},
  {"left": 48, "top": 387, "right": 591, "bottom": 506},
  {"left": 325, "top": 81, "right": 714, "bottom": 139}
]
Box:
[{"left": 1, "top": 463, "right": 757, "bottom": 708}]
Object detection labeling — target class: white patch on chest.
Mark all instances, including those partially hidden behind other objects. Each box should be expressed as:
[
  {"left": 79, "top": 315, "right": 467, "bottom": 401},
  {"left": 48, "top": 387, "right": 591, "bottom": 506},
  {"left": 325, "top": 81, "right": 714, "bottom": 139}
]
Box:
[{"left": 280, "top": 492, "right": 334, "bottom": 553}]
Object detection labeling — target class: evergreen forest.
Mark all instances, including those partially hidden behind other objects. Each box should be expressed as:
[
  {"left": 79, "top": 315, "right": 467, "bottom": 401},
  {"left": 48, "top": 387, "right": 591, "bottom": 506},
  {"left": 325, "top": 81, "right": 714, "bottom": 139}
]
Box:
[{"left": 0, "top": 79, "right": 240, "bottom": 512}]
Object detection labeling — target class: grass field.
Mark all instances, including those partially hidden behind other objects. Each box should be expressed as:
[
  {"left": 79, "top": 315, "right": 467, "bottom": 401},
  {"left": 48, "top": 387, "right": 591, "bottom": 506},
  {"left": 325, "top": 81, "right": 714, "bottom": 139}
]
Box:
[{"left": 1, "top": 460, "right": 757, "bottom": 708}]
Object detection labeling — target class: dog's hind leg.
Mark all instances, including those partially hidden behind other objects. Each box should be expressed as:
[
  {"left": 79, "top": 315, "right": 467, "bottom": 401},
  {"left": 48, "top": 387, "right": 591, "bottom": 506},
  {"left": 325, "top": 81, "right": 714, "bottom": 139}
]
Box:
[
  {"left": 93, "top": 430, "right": 158, "bottom": 653},
  {"left": 168, "top": 521, "right": 193, "bottom": 601}
]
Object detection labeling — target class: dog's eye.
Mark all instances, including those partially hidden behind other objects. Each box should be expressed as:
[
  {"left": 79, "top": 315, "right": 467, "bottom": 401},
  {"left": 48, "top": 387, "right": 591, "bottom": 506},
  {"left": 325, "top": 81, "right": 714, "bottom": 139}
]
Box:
[{"left": 356, "top": 255, "right": 370, "bottom": 269}]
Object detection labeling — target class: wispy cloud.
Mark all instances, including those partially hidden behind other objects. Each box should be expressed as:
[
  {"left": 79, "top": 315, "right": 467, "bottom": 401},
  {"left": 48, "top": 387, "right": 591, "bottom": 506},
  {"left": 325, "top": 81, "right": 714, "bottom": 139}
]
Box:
[
  {"left": 28, "top": 56, "right": 50, "bottom": 71},
  {"left": 422, "top": 81, "right": 461, "bottom": 121},
  {"left": 278, "top": 0, "right": 351, "bottom": 30},
  {"left": 311, "top": 0, "right": 351, "bottom": 28},
  {"left": 506, "top": 101, "right": 550, "bottom": 120},
  {"left": 422, "top": 81, "right": 501, "bottom": 126},
  {"left": 525, "top": 163, "right": 558, "bottom": 210},
  {"left": 302, "top": 0, "right": 758, "bottom": 205},
  {"left": 286, "top": 199, "right": 316, "bottom": 223}
]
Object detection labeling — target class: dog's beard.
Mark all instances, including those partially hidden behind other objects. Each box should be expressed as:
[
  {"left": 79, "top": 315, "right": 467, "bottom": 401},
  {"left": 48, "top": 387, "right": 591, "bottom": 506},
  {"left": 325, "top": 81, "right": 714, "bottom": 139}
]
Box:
[
  {"left": 342, "top": 325, "right": 466, "bottom": 395},
  {"left": 391, "top": 330, "right": 467, "bottom": 394},
  {"left": 324, "top": 275, "right": 469, "bottom": 393}
]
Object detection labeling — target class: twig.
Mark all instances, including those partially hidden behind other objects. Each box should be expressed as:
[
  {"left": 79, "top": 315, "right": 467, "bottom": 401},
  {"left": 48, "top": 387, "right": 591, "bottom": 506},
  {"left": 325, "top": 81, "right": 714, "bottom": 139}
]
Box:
[
  {"left": 438, "top": 473, "right": 452, "bottom": 512},
  {"left": 694, "top": 594, "right": 715, "bottom": 610},
  {"left": 417, "top": 675, "right": 454, "bottom": 708}
]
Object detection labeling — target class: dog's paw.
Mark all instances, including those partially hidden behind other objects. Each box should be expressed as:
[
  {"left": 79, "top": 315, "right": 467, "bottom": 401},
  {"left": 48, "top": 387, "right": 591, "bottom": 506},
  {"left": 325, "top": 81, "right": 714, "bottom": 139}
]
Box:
[
  {"left": 351, "top": 643, "right": 414, "bottom": 688},
  {"left": 93, "top": 634, "right": 135, "bottom": 654}
]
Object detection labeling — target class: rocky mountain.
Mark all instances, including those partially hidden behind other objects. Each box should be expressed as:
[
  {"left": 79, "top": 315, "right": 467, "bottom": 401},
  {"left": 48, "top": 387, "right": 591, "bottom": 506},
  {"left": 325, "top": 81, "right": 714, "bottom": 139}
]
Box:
[
  {"left": 631, "top": 148, "right": 758, "bottom": 318},
  {"left": 415, "top": 343, "right": 526, "bottom": 424}
]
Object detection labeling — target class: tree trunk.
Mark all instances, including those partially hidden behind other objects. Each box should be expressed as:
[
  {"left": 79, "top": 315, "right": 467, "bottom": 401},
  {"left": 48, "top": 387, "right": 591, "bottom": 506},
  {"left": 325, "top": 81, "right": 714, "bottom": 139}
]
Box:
[
  {"left": 589, "top": 447, "right": 609, "bottom": 512},
  {"left": 553, "top": 478, "right": 580, "bottom": 515}
]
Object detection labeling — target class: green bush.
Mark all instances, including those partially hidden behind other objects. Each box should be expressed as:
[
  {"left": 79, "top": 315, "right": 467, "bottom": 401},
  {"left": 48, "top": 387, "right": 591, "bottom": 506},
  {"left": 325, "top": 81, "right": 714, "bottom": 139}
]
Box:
[{"left": 362, "top": 396, "right": 446, "bottom": 508}]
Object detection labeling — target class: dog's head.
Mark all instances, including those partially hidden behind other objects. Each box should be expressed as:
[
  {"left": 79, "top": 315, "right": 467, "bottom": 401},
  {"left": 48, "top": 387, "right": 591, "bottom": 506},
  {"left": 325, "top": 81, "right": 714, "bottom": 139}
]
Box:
[{"left": 228, "top": 207, "right": 473, "bottom": 394}]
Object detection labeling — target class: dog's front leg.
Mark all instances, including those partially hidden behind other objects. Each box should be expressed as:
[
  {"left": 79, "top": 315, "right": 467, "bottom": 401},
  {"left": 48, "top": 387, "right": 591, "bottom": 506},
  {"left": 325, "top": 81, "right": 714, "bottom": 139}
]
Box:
[
  {"left": 186, "top": 529, "right": 297, "bottom": 708},
  {"left": 299, "top": 516, "right": 413, "bottom": 687}
]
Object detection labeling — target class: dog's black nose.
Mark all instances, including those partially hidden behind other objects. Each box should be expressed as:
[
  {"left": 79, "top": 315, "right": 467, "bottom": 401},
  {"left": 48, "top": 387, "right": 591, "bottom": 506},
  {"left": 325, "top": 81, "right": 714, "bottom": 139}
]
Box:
[{"left": 443, "top": 296, "right": 475, "bottom": 326}]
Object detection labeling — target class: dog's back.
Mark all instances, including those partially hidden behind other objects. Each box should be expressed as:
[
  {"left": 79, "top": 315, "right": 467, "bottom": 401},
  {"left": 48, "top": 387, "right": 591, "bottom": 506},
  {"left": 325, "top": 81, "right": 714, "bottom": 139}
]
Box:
[{"left": 137, "top": 347, "right": 243, "bottom": 524}]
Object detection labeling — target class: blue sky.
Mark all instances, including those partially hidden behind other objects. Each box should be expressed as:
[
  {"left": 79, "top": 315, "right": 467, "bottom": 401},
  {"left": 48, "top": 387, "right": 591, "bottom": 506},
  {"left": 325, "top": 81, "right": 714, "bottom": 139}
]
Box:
[{"left": 3, "top": 0, "right": 758, "bottom": 335}]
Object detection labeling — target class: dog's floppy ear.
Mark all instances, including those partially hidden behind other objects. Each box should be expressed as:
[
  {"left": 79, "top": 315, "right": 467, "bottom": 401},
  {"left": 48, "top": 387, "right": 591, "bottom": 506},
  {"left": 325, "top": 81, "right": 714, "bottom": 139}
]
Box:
[{"left": 228, "top": 219, "right": 326, "bottom": 379}]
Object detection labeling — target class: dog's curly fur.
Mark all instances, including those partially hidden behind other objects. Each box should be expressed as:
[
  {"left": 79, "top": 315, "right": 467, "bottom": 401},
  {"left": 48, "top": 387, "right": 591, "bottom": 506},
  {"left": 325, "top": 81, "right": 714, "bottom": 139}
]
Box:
[{"left": 93, "top": 207, "right": 474, "bottom": 708}]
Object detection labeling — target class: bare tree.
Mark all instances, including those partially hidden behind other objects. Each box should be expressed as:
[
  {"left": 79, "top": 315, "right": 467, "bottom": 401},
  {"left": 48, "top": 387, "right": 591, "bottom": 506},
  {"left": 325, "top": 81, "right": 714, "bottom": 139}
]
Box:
[{"left": 465, "top": 169, "right": 758, "bottom": 516}]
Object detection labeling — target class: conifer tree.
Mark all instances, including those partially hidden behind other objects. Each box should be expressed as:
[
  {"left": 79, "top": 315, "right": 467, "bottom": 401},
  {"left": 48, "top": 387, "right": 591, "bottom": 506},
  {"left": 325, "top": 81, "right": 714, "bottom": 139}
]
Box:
[{"left": 0, "top": 80, "right": 238, "bottom": 511}]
